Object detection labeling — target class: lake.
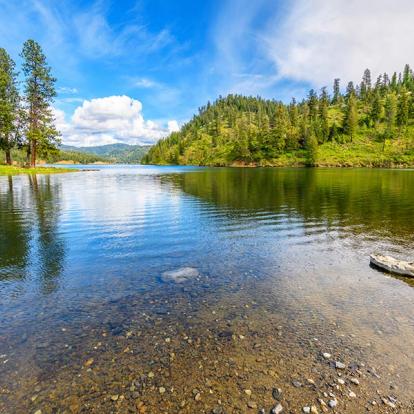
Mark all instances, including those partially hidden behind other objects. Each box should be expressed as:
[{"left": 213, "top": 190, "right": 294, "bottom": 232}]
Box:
[{"left": 0, "top": 166, "right": 413, "bottom": 413}]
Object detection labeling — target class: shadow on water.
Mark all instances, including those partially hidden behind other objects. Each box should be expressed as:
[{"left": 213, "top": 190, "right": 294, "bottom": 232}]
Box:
[
  {"left": 0, "top": 176, "right": 31, "bottom": 280},
  {"left": 162, "top": 167, "right": 414, "bottom": 246},
  {"left": 0, "top": 174, "right": 65, "bottom": 293}
]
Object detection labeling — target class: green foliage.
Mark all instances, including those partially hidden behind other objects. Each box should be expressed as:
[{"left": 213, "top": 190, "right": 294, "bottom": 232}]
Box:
[
  {"left": 144, "top": 64, "right": 414, "bottom": 167},
  {"left": 21, "top": 39, "right": 59, "bottom": 166},
  {"left": 0, "top": 48, "right": 21, "bottom": 164}
]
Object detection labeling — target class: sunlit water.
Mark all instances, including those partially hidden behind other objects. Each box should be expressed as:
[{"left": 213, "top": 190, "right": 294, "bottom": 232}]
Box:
[{"left": 0, "top": 166, "right": 413, "bottom": 413}]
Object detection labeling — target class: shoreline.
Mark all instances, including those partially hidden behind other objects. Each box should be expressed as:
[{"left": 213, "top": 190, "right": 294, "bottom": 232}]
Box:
[{"left": 0, "top": 165, "right": 79, "bottom": 175}]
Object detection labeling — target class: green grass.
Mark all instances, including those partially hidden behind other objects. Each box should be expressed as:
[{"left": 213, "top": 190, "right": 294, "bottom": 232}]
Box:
[{"left": 0, "top": 165, "right": 77, "bottom": 175}]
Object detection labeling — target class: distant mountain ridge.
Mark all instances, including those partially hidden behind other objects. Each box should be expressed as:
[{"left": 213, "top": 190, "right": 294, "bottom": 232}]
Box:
[{"left": 59, "top": 143, "right": 151, "bottom": 163}]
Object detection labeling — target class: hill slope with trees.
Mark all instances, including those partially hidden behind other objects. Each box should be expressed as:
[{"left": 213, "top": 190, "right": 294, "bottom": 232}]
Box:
[{"left": 143, "top": 66, "right": 414, "bottom": 167}]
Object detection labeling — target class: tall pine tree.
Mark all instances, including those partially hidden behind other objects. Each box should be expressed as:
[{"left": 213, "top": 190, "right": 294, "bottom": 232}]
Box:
[
  {"left": 21, "top": 40, "right": 59, "bottom": 167},
  {"left": 0, "top": 48, "right": 20, "bottom": 165}
]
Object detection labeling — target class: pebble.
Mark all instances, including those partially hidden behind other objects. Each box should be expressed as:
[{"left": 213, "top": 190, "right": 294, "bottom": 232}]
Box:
[
  {"left": 159, "top": 387, "right": 166, "bottom": 394},
  {"left": 111, "top": 395, "right": 119, "bottom": 401},
  {"left": 148, "top": 371, "right": 154, "bottom": 378},
  {"left": 272, "top": 387, "right": 282, "bottom": 400},
  {"left": 349, "top": 378, "right": 359, "bottom": 385},
  {"left": 303, "top": 407, "right": 311, "bottom": 413},
  {"left": 335, "top": 361, "right": 346, "bottom": 369},
  {"left": 271, "top": 403, "right": 283, "bottom": 414},
  {"left": 337, "top": 378, "right": 345, "bottom": 385},
  {"left": 34, "top": 411, "right": 42, "bottom": 414},
  {"left": 247, "top": 401, "right": 257, "bottom": 409},
  {"left": 292, "top": 380, "right": 302, "bottom": 388},
  {"left": 194, "top": 392, "right": 201, "bottom": 401},
  {"left": 328, "top": 399, "right": 337, "bottom": 408},
  {"left": 322, "top": 352, "right": 331, "bottom": 359},
  {"left": 84, "top": 358, "right": 94, "bottom": 367},
  {"left": 244, "top": 389, "right": 252, "bottom": 396},
  {"left": 381, "top": 397, "right": 396, "bottom": 408},
  {"left": 310, "top": 406, "right": 318, "bottom": 414},
  {"left": 349, "top": 391, "right": 356, "bottom": 398}
]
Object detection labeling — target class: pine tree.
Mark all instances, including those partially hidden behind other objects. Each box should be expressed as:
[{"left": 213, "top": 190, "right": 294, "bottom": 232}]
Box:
[
  {"left": 319, "top": 87, "right": 330, "bottom": 142},
  {"left": 0, "top": 48, "right": 20, "bottom": 165},
  {"left": 21, "top": 40, "right": 59, "bottom": 167},
  {"left": 396, "top": 88, "right": 409, "bottom": 130},
  {"left": 370, "top": 92, "right": 382, "bottom": 127},
  {"left": 346, "top": 81, "right": 356, "bottom": 99},
  {"left": 360, "top": 69, "right": 372, "bottom": 102},
  {"left": 384, "top": 93, "right": 397, "bottom": 137},
  {"left": 332, "top": 78, "right": 341, "bottom": 104},
  {"left": 306, "top": 130, "right": 318, "bottom": 166},
  {"left": 307, "top": 89, "right": 318, "bottom": 120},
  {"left": 344, "top": 94, "right": 358, "bottom": 142}
]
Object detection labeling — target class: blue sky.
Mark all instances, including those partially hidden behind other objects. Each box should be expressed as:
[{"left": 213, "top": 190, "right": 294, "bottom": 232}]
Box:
[{"left": 1, "top": 0, "right": 413, "bottom": 146}]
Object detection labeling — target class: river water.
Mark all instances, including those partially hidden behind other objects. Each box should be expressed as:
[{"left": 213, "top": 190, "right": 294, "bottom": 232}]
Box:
[{"left": 0, "top": 166, "right": 413, "bottom": 413}]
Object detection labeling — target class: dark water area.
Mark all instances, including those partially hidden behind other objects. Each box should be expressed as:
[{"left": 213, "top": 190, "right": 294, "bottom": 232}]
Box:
[{"left": 0, "top": 166, "right": 413, "bottom": 413}]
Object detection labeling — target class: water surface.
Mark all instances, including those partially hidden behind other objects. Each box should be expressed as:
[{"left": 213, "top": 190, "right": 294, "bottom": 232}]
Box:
[{"left": 0, "top": 166, "right": 413, "bottom": 413}]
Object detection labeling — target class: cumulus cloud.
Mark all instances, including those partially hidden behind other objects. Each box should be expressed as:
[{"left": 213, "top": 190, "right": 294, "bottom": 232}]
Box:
[
  {"left": 213, "top": 0, "right": 414, "bottom": 96},
  {"left": 264, "top": 0, "right": 414, "bottom": 86},
  {"left": 55, "top": 96, "right": 179, "bottom": 147}
]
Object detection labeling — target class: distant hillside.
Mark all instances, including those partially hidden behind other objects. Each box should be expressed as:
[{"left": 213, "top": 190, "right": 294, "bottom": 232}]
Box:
[
  {"left": 60, "top": 143, "right": 151, "bottom": 164},
  {"left": 143, "top": 65, "right": 414, "bottom": 168}
]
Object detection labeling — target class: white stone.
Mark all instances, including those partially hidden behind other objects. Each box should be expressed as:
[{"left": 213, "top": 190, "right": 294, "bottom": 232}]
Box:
[
  {"left": 271, "top": 403, "right": 283, "bottom": 414},
  {"left": 161, "top": 267, "right": 199, "bottom": 283}
]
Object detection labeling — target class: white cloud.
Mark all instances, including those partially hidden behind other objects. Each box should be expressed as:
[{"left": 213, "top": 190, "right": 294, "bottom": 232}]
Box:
[
  {"left": 57, "top": 86, "right": 79, "bottom": 94},
  {"left": 263, "top": 0, "right": 414, "bottom": 86},
  {"left": 168, "top": 120, "right": 180, "bottom": 133},
  {"left": 212, "top": 0, "right": 414, "bottom": 97},
  {"left": 133, "top": 78, "right": 160, "bottom": 88},
  {"left": 54, "top": 96, "right": 178, "bottom": 147}
]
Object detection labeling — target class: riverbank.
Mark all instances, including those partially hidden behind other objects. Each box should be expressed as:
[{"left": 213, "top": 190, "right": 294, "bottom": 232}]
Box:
[{"left": 0, "top": 165, "right": 77, "bottom": 175}]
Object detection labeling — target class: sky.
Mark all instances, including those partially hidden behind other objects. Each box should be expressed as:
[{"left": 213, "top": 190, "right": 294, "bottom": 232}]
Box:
[{"left": 1, "top": 0, "right": 414, "bottom": 147}]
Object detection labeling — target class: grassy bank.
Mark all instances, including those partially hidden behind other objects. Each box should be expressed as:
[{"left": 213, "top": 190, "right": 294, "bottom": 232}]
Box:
[
  {"left": 251, "top": 139, "right": 414, "bottom": 168},
  {"left": 0, "top": 165, "right": 77, "bottom": 175}
]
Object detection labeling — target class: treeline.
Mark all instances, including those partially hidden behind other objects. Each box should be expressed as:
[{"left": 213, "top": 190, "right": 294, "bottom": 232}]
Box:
[
  {"left": 46, "top": 150, "right": 108, "bottom": 164},
  {"left": 0, "top": 40, "right": 58, "bottom": 167},
  {"left": 143, "top": 65, "right": 414, "bottom": 166}
]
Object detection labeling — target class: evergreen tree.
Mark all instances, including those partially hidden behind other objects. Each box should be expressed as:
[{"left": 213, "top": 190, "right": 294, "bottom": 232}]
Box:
[
  {"left": 307, "top": 89, "right": 319, "bottom": 121},
  {"left": 396, "top": 88, "right": 409, "bottom": 130},
  {"left": 306, "top": 130, "right": 318, "bottom": 166},
  {"left": 319, "top": 87, "right": 330, "bottom": 142},
  {"left": 332, "top": 78, "right": 341, "bottom": 104},
  {"left": 0, "top": 48, "right": 20, "bottom": 165},
  {"left": 344, "top": 94, "right": 358, "bottom": 141},
  {"left": 346, "top": 81, "right": 356, "bottom": 99},
  {"left": 370, "top": 92, "right": 382, "bottom": 127},
  {"left": 360, "top": 68, "right": 372, "bottom": 102},
  {"left": 384, "top": 93, "right": 397, "bottom": 137},
  {"left": 21, "top": 39, "right": 59, "bottom": 167}
]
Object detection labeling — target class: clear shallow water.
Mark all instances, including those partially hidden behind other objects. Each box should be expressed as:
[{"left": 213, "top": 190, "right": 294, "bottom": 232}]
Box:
[{"left": 0, "top": 166, "right": 413, "bottom": 413}]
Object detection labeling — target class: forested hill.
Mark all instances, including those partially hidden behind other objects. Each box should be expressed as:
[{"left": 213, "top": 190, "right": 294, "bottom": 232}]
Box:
[{"left": 142, "top": 66, "right": 414, "bottom": 167}]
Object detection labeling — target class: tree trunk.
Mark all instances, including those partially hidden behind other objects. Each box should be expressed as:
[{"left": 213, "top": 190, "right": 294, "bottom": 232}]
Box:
[
  {"left": 5, "top": 149, "right": 12, "bottom": 165},
  {"left": 30, "top": 140, "right": 37, "bottom": 167},
  {"left": 26, "top": 145, "right": 31, "bottom": 167}
]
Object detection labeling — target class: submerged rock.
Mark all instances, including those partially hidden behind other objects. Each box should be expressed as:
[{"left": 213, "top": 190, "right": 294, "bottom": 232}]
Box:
[{"left": 161, "top": 267, "right": 199, "bottom": 283}]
